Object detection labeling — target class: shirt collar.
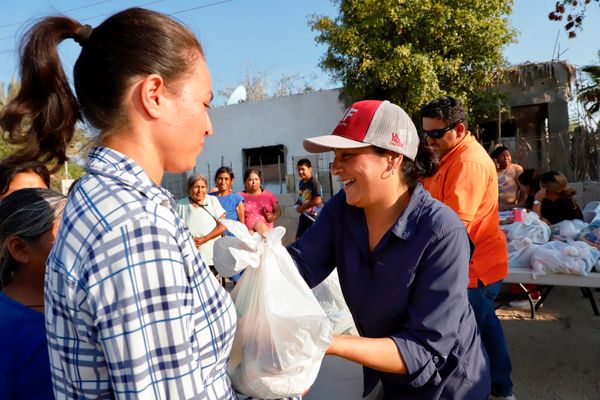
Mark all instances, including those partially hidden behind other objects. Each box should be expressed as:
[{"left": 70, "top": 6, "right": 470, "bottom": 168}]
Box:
[
  {"left": 440, "top": 132, "right": 474, "bottom": 164},
  {"left": 389, "top": 183, "right": 429, "bottom": 241},
  {"left": 85, "top": 146, "right": 176, "bottom": 209}
]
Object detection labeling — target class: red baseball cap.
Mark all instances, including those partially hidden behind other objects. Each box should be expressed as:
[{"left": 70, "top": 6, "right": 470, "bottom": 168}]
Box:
[{"left": 303, "top": 100, "right": 419, "bottom": 160}]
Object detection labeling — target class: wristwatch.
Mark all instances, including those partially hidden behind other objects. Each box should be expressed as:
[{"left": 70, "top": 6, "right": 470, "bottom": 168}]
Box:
[{"left": 533, "top": 199, "right": 541, "bottom": 206}]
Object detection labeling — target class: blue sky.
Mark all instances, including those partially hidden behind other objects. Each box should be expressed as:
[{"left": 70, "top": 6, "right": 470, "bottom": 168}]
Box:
[{"left": 0, "top": 0, "right": 599, "bottom": 105}]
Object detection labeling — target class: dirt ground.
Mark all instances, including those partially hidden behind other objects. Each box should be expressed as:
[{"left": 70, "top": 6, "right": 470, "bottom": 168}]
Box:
[{"left": 497, "top": 285, "right": 600, "bottom": 400}]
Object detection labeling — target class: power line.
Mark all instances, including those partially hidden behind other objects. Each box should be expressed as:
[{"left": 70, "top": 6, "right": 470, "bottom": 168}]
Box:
[
  {"left": 0, "top": 0, "right": 165, "bottom": 42},
  {"left": 170, "top": 0, "right": 237, "bottom": 16},
  {"left": 0, "top": 0, "right": 237, "bottom": 56},
  {"left": 79, "top": 0, "right": 166, "bottom": 23},
  {"left": 0, "top": 0, "right": 118, "bottom": 30}
]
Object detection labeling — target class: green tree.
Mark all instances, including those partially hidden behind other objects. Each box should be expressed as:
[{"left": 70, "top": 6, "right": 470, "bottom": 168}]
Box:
[
  {"left": 310, "top": 0, "right": 516, "bottom": 116},
  {"left": 0, "top": 77, "right": 21, "bottom": 159},
  {"left": 1, "top": 77, "right": 88, "bottom": 185},
  {"left": 578, "top": 51, "right": 600, "bottom": 115}
]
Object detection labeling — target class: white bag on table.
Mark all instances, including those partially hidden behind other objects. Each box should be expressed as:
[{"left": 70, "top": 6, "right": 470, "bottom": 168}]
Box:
[
  {"left": 213, "top": 220, "right": 332, "bottom": 399},
  {"left": 504, "top": 211, "right": 551, "bottom": 244},
  {"left": 530, "top": 240, "right": 600, "bottom": 278},
  {"left": 507, "top": 237, "right": 540, "bottom": 268},
  {"left": 549, "top": 219, "right": 588, "bottom": 241}
]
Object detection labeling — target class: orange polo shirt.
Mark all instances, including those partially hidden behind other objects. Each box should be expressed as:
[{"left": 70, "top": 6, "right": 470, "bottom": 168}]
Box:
[{"left": 422, "top": 134, "right": 508, "bottom": 288}]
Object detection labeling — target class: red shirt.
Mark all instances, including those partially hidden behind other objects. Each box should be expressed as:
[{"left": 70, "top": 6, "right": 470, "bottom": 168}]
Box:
[{"left": 239, "top": 190, "right": 278, "bottom": 231}]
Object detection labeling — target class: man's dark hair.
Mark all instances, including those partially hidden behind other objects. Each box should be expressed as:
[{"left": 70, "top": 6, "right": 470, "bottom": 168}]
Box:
[
  {"left": 421, "top": 96, "right": 468, "bottom": 130},
  {"left": 296, "top": 158, "right": 312, "bottom": 168}
]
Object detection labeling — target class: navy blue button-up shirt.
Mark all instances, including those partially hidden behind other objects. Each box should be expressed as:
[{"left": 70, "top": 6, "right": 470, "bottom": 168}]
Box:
[{"left": 288, "top": 183, "right": 490, "bottom": 399}]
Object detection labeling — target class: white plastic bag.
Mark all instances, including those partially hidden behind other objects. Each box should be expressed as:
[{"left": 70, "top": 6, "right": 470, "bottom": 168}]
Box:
[
  {"left": 578, "top": 221, "right": 600, "bottom": 250},
  {"left": 504, "top": 211, "right": 551, "bottom": 244},
  {"left": 507, "top": 237, "right": 540, "bottom": 268},
  {"left": 549, "top": 219, "right": 588, "bottom": 241},
  {"left": 213, "top": 219, "right": 262, "bottom": 277},
  {"left": 530, "top": 240, "right": 600, "bottom": 278},
  {"left": 214, "top": 220, "right": 332, "bottom": 399},
  {"left": 312, "top": 269, "right": 358, "bottom": 336}
]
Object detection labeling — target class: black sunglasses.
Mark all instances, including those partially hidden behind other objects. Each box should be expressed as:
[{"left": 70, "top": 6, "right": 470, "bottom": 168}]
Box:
[{"left": 422, "top": 120, "right": 463, "bottom": 139}]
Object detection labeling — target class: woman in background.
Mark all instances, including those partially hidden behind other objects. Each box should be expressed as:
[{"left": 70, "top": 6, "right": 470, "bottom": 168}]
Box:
[
  {"left": 533, "top": 170, "right": 583, "bottom": 225},
  {"left": 0, "top": 161, "right": 50, "bottom": 200},
  {"left": 0, "top": 188, "right": 66, "bottom": 399},
  {"left": 211, "top": 166, "right": 245, "bottom": 225},
  {"left": 240, "top": 169, "right": 282, "bottom": 234},
  {"left": 491, "top": 146, "right": 525, "bottom": 211},
  {"left": 177, "top": 174, "right": 226, "bottom": 272}
]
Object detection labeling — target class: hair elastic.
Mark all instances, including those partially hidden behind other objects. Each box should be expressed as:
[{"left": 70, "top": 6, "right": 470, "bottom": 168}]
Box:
[{"left": 74, "top": 24, "right": 93, "bottom": 46}]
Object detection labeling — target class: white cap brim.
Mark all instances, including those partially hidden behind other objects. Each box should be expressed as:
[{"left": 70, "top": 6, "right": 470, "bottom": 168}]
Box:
[{"left": 303, "top": 135, "right": 371, "bottom": 153}]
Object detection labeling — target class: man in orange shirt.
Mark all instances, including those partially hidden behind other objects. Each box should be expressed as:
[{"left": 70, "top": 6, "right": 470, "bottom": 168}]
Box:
[{"left": 421, "top": 96, "right": 514, "bottom": 400}]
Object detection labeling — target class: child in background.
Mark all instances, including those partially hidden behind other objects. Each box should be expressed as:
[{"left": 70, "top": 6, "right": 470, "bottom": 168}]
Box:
[{"left": 295, "top": 158, "right": 322, "bottom": 239}]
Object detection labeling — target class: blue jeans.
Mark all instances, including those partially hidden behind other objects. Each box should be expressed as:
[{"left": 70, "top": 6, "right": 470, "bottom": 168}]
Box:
[{"left": 468, "top": 280, "right": 513, "bottom": 397}]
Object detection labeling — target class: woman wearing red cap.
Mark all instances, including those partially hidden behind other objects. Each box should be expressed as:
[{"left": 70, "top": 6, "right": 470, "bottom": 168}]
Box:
[{"left": 288, "top": 100, "right": 491, "bottom": 399}]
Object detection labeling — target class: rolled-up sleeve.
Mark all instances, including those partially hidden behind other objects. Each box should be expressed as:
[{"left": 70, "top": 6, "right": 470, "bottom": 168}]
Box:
[{"left": 390, "top": 226, "right": 471, "bottom": 387}]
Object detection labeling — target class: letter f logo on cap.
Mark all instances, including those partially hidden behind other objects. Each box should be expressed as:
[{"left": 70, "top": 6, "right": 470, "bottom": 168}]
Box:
[{"left": 338, "top": 107, "right": 358, "bottom": 126}]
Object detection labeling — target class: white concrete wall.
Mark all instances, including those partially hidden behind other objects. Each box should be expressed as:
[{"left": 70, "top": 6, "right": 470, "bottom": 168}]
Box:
[{"left": 192, "top": 88, "right": 346, "bottom": 193}]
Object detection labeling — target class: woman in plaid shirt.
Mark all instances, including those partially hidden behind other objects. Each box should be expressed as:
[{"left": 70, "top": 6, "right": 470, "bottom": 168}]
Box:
[{"left": 0, "top": 7, "right": 237, "bottom": 399}]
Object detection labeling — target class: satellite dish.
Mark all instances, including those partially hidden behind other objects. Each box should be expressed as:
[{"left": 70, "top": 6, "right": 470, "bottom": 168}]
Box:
[{"left": 227, "top": 85, "right": 247, "bottom": 105}]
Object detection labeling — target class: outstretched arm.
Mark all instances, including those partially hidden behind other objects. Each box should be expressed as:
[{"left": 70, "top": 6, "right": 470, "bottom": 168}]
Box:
[{"left": 327, "top": 335, "right": 407, "bottom": 374}]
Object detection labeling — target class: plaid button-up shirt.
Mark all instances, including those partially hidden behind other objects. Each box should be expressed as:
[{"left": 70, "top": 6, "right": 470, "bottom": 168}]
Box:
[{"left": 45, "top": 147, "right": 237, "bottom": 399}]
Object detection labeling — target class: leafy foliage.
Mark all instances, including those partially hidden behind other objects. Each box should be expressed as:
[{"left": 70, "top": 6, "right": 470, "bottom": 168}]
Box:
[
  {"left": 578, "top": 51, "right": 600, "bottom": 115},
  {"left": 1, "top": 78, "right": 88, "bottom": 186},
  {"left": 310, "top": 0, "right": 516, "bottom": 116},
  {"left": 548, "top": 0, "right": 599, "bottom": 38},
  {"left": 219, "top": 64, "right": 316, "bottom": 105},
  {"left": 470, "top": 88, "right": 512, "bottom": 125},
  {"left": 0, "top": 78, "right": 21, "bottom": 160}
]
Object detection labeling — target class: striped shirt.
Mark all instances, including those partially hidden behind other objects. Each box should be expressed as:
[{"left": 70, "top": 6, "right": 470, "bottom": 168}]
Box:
[{"left": 45, "top": 147, "right": 237, "bottom": 399}]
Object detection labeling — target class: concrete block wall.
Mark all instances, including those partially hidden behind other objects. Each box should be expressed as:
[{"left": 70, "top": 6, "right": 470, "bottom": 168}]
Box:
[{"left": 572, "top": 181, "right": 600, "bottom": 208}]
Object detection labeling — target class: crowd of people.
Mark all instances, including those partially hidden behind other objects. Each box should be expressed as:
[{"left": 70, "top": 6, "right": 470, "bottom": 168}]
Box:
[
  {"left": 490, "top": 147, "right": 584, "bottom": 310},
  {"left": 0, "top": 6, "right": 592, "bottom": 400}
]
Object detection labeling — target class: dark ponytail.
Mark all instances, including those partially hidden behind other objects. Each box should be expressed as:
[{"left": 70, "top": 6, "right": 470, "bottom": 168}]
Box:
[
  {"left": 0, "top": 8, "right": 203, "bottom": 171},
  {"left": 0, "top": 17, "right": 82, "bottom": 171},
  {"left": 400, "top": 142, "right": 440, "bottom": 189}
]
